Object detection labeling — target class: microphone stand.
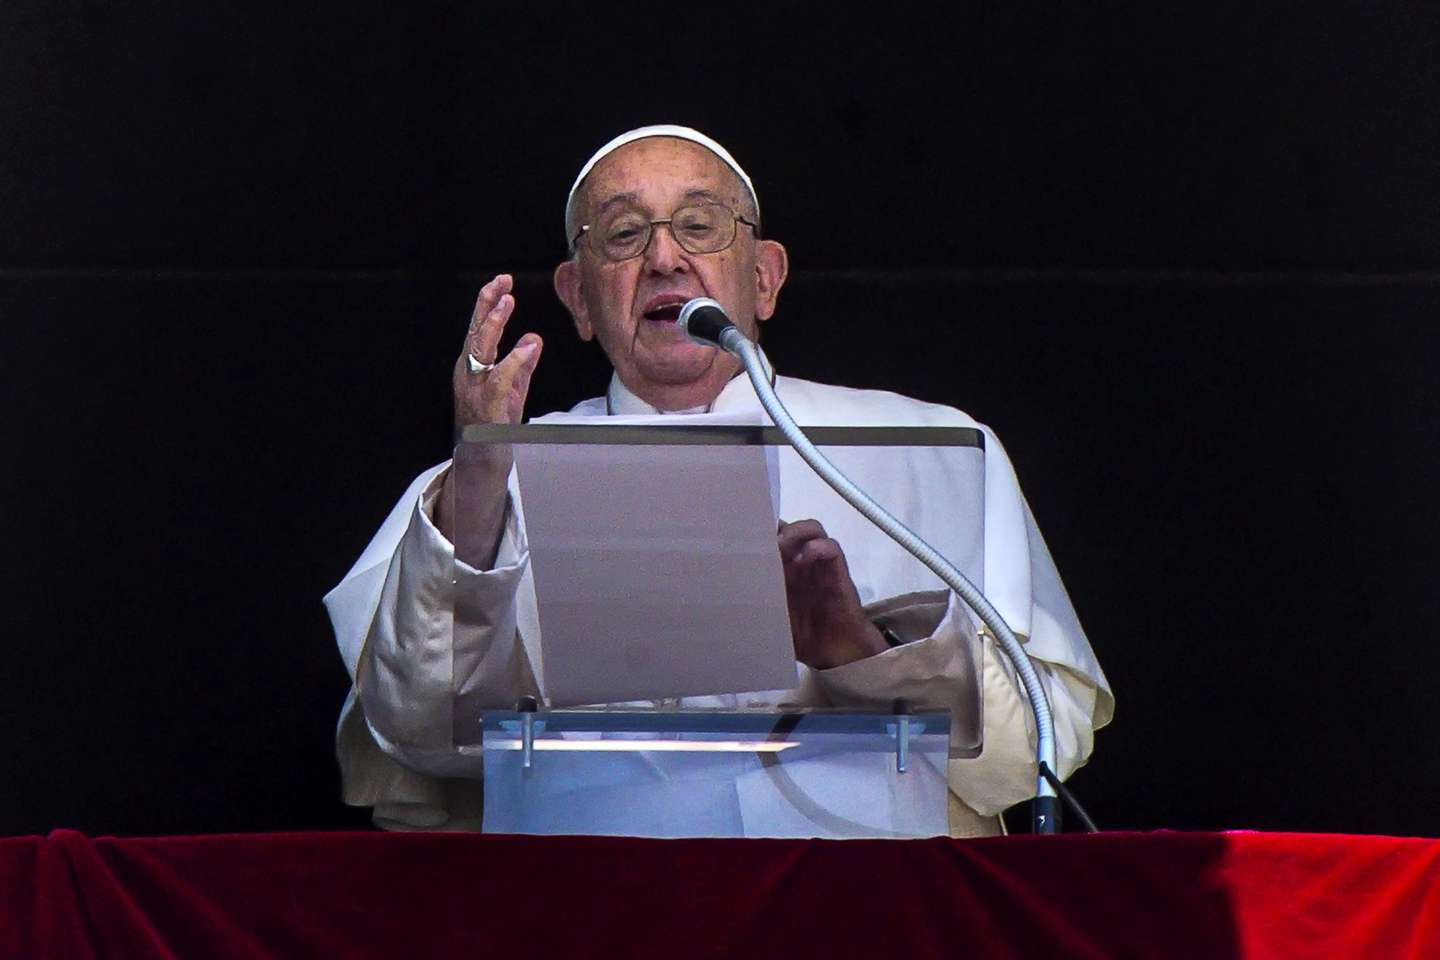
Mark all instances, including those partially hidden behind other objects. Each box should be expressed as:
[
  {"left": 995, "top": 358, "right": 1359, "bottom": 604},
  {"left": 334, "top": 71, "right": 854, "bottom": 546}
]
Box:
[{"left": 681, "top": 301, "right": 1061, "bottom": 834}]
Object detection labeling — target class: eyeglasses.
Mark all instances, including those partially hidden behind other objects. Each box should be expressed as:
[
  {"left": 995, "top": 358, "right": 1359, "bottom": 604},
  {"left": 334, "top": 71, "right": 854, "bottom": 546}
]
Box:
[{"left": 572, "top": 202, "right": 759, "bottom": 262}]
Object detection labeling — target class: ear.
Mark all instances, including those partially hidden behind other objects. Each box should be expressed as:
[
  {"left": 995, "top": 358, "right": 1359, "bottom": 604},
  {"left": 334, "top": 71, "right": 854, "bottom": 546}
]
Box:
[
  {"left": 753, "top": 239, "right": 789, "bottom": 323},
  {"left": 553, "top": 259, "right": 593, "bottom": 341}
]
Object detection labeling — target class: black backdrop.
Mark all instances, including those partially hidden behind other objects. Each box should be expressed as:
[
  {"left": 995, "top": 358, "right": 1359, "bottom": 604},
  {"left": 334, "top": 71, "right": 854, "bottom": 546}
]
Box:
[{"left": 5, "top": 2, "right": 1438, "bottom": 838}]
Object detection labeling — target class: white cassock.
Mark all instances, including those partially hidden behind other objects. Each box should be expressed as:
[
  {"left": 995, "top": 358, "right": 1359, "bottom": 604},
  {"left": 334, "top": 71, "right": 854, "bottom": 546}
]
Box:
[{"left": 325, "top": 355, "right": 1114, "bottom": 836}]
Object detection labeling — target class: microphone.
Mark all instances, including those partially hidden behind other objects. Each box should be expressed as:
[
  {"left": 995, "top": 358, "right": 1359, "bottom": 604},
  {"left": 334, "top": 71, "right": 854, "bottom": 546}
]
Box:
[{"left": 677, "top": 297, "right": 744, "bottom": 353}]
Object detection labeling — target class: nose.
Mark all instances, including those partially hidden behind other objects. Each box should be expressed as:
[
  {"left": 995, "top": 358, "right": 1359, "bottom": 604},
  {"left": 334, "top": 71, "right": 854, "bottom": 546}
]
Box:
[{"left": 642, "top": 221, "right": 689, "bottom": 274}]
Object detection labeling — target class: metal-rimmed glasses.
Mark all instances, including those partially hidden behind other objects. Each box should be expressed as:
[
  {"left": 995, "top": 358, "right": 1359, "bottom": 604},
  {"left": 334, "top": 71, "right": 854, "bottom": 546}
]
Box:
[{"left": 571, "top": 202, "right": 759, "bottom": 262}]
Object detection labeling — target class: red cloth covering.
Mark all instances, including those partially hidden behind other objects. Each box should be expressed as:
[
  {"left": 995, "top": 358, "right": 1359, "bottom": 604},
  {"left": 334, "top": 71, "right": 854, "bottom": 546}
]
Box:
[{"left": 2, "top": 830, "right": 1438, "bottom": 958}]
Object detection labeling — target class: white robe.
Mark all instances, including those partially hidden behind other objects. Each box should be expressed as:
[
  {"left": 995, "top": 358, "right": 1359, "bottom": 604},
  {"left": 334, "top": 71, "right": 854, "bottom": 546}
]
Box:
[{"left": 324, "top": 366, "right": 1114, "bottom": 836}]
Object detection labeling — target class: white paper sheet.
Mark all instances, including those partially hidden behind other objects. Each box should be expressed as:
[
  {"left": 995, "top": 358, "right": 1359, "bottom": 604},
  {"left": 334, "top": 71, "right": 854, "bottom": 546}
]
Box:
[{"left": 512, "top": 411, "right": 798, "bottom": 706}]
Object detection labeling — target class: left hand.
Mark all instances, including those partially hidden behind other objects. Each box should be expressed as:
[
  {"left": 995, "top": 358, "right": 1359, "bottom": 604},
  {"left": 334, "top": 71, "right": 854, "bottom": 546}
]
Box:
[{"left": 777, "top": 519, "right": 890, "bottom": 669}]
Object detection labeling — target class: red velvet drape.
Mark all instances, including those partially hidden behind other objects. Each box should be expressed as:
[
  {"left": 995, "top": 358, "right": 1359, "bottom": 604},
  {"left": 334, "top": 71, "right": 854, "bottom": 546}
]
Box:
[{"left": 3, "top": 830, "right": 1437, "bottom": 958}]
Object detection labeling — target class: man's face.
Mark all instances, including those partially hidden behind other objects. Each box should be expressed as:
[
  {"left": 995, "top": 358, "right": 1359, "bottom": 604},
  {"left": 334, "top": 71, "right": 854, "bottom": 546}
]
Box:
[{"left": 554, "top": 137, "right": 787, "bottom": 410}]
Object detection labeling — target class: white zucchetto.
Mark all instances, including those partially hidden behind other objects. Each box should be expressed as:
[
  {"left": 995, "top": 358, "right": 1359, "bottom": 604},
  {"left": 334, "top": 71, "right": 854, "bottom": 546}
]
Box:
[{"left": 564, "top": 124, "right": 759, "bottom": 246}]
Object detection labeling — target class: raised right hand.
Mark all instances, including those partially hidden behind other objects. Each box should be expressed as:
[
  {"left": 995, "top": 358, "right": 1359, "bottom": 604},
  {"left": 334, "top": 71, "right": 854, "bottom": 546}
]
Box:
[
  {"left": 452, "top": 273, "right": 543, "bottom": 428},
  {"left": 438, "top": 274, "right": 543, "bottom": 549}
]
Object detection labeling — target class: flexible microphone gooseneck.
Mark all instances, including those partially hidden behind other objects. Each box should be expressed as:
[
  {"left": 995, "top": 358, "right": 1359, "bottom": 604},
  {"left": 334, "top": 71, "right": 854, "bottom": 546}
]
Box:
[{"left": 677, "top": 297, "right": 1062, "bottom": 834}]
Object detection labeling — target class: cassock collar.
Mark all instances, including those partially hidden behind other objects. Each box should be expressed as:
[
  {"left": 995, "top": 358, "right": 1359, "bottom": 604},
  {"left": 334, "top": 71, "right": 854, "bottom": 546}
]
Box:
[{"left": 605, "top": 347, "right": 777, "bottom": 416}]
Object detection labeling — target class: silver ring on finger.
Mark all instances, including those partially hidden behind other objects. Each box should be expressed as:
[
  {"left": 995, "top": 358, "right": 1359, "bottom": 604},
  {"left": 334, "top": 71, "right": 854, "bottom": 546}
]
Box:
[{"left": 466, "top": 353, "right": 496, "bottom": 375}]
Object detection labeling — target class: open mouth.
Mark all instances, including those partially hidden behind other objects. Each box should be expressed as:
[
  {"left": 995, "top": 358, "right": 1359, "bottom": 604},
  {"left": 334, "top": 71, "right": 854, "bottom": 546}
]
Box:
[{"left": 642, "top": 302, "right": 686, "bottom": 324}]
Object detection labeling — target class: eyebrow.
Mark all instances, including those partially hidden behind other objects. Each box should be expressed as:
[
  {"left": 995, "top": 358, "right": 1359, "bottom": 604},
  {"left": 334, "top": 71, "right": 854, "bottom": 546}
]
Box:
[
  {"left": 592, "top": 188, "right": 729, "bottom": 216},
  {"left": 594, "top": 192, "right": 641, "bottom": 215},
  {"left": 681, "top": 189, "right": 725, "bottom": 204}
]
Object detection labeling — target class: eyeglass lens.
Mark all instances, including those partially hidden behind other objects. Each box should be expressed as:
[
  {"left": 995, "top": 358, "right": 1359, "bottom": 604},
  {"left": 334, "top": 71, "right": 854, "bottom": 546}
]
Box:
[{"left": 594, "top": 203, "right": 737, "bottom": 261}]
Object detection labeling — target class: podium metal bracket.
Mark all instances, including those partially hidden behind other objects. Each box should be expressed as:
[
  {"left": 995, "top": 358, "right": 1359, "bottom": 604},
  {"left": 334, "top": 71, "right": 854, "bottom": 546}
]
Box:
[
  {"left": 890, "top": 698, "right": 912, "bottom": 773},
  {"left": 518, "top": 696, "right": 541, "bottom": 770}
]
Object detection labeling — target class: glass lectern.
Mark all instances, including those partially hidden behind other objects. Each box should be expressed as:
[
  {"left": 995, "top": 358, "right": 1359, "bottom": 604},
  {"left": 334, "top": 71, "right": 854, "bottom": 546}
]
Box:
[{"left": 452, "top": 421, "right": 986, "bottom": 838}]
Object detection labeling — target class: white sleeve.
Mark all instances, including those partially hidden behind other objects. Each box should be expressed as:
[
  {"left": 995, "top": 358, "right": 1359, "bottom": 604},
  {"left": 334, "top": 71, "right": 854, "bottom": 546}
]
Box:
[
  {"left": 947, "top": 629, "right": 1101, "bottom": 817},
  {"left": 323, "top": 463, "right": 534, "bottom": 828},
  {"left": 811, "top": 589, "right": 1104, "bottom": 819}
]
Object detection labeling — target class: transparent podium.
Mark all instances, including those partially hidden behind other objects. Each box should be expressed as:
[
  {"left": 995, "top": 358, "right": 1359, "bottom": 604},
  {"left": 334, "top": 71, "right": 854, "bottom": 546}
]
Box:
[
  {"left": 452, "top": 421, "right": 987, "bottom": 838},
  {"left": 470, "top": 702, "right": 957, "bottom": 839}
]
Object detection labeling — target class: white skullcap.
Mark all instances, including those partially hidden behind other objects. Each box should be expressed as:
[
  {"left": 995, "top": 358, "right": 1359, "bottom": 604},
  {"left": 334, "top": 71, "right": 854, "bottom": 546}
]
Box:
[{"left": 564, "top": 124, "right": 759, "bottom": 246}]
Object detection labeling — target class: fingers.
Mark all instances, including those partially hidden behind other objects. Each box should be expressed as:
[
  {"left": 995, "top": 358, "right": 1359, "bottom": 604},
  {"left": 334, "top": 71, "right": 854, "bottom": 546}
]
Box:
[
  {"left": 476, "top": 334, "right": 544, "bottom": 424},
  {"left": 490, "top": 333, "right": 543, "bottom": 389},
  {"left": 777, "top": 519, "right": 828, "bottom": 562},
  {"left": 778, "top": 518, "right": 852, "bottom": 581},
  {"left": 465, "top": 274, "right": 515, "bottom": 365},
  {"left": 786, "top": 539, "right": 848, "bottom": 586},
  {"left": 453, "top": 274, "right": 545, "bottom": 426},
  {"left": 777, "top": 520, "right": 878, "bottom": 669}
]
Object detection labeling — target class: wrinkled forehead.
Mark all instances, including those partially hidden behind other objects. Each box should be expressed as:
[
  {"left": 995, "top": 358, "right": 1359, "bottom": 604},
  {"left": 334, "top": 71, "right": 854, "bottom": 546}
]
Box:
[{"left": 563, "top": 125, "right": 759, "bottom": 238}]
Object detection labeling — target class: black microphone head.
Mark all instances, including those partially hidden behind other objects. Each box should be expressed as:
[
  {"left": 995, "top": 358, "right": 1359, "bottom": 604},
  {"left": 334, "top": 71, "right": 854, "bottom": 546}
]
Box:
[{"left": 677, "top": 297, "right": 735, "bottom": 347}]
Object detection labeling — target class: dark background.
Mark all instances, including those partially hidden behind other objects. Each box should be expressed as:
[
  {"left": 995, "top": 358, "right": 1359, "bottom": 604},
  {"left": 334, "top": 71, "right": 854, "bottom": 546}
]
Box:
[{"left": 5, "top": 2, "right": 1438, "bottom": 837}]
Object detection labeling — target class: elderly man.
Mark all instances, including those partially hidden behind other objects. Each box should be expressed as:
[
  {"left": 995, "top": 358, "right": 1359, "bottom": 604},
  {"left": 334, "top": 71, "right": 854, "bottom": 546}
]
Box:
[{"left": 326, "top": 125, "right": 1113, "bottom": 836}]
